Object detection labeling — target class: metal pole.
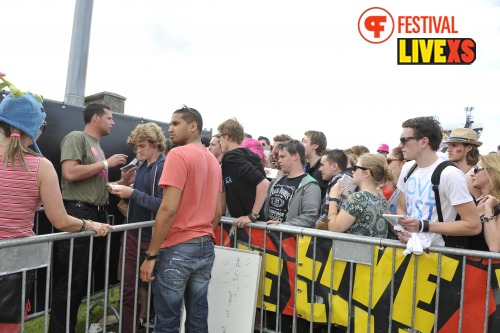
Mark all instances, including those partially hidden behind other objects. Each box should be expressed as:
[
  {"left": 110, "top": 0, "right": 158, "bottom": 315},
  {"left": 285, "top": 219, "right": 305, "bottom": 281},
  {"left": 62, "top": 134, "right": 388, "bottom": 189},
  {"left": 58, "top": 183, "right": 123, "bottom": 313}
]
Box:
[{"left": 64, "top": 0, "right": 94, "bottom": 107}]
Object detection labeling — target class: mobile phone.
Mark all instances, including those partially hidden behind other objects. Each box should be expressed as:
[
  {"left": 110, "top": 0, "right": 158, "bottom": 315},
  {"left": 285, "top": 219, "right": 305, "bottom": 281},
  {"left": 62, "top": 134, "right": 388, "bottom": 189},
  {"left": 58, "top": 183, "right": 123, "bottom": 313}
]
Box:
[
  {"left": 382, "top": 214, "right": 405, "bottom": 227},
  {"left": 120, "top": 158, "right": 138, "bottom": 171},
  {"left": 107, "top": 184, "right": 124, "bottom": 191},
  {"left": 339, "top": 174, "right": 356, "bottom": 197}
]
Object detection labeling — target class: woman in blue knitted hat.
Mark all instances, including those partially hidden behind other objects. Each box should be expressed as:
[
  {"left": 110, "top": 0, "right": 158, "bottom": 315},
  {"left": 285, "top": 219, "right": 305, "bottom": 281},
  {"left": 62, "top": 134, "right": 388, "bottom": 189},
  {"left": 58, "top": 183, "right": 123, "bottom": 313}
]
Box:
[{"left": 0, "top": 74, "right": 114, "bottom": 332}]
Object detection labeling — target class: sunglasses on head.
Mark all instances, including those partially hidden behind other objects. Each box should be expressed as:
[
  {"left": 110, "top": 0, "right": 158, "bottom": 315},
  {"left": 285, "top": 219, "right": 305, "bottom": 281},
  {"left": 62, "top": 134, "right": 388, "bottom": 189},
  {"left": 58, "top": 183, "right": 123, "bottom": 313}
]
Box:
[
  {"left": 176, "top": 104, "right": 198, "bottom": 123},
  {"left": 399, "top": 136, "right": 420, "bottom": 145},
  {"left": 353, "top": 165, "right": 369, "bottom": 172},
  {"left": 473, "top": 166, "right": 485, "bottom": 174}
]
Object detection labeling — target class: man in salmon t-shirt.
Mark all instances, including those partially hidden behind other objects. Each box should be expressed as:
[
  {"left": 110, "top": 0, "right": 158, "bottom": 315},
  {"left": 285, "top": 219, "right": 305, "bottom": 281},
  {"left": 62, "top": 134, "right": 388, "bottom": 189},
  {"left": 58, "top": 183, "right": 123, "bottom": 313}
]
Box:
[{"left": 140, "top": 105, "right": 222, "bottom": 333}]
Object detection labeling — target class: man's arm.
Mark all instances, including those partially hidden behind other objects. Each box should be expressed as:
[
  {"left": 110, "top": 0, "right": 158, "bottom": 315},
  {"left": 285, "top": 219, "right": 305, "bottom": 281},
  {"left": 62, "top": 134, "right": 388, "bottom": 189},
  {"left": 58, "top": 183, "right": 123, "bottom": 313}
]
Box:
[
  {"left": 234, "top": 178, "right": 270, "bottom": 227},
  {"left": 62, "top": 153, "right": 127, "bottom": 183},
  {"left": 212, "top": 192, "right": 223, "bottom": 231},
  {"left": 140, "top": 186, "right": 182, "bottom": 282},
  {"left": 428, "top": 201, "right": 481, "bottom": 236}
]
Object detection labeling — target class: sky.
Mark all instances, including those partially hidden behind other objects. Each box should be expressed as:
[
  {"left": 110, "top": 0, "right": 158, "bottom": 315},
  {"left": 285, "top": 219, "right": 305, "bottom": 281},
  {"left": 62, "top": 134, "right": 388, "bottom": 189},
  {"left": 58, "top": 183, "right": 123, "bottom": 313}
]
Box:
[{"left": 3, "top": 0, "right": 500, "bottom": 154}]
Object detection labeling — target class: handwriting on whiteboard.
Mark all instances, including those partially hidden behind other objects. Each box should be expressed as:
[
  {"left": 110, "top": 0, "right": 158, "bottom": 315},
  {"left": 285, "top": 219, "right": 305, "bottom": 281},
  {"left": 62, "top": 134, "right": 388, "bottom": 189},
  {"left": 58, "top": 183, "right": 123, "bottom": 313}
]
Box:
[{"left": 220, "top": 256, "right": 255, "bottom": 327}]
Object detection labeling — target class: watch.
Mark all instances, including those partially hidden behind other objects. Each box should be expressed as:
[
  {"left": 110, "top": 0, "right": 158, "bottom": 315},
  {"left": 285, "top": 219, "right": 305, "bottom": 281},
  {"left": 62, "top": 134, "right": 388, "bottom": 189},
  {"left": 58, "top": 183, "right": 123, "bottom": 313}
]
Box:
[
  {"left": 144, "top": 251, "right": 158, "bottom": 260},
  {"left": 248, "top": 211, "right": 260, "bottom": 222},
  {"left": 329, "top": 197, "right": 341, "bottom": 204}
]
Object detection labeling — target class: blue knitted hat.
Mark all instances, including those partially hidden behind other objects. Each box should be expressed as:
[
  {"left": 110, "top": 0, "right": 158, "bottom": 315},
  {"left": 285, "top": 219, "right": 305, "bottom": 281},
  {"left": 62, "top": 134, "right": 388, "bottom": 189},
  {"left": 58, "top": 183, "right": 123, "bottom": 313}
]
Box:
[{"left": 0, "top": 74, "right": 45, "bottom": 154}]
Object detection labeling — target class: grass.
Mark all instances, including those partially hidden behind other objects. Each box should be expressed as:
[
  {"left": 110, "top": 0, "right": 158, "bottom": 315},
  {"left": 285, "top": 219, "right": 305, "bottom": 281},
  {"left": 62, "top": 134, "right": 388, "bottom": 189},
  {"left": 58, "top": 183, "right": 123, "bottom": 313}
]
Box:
[{"left": 24, "top": 285, "right": 121, "bottom": 333}]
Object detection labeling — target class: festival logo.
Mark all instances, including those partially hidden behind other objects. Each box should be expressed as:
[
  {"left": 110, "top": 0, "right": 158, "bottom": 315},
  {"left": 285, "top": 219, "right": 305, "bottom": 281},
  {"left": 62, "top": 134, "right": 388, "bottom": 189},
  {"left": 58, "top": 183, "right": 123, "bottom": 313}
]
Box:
[{"left": 358, "top": 7, "right": 476, "bottom": 64}]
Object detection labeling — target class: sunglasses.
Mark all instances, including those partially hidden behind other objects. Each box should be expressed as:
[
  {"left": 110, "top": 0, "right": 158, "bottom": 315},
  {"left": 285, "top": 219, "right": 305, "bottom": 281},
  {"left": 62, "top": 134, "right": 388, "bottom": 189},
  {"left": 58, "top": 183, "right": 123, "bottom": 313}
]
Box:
[
  {"left": 353, "top": 165, "right": 369, "bottom": 172},
  {"left": 387, "top": 158, "right": 401, "bottom": 164},
  {"left": 40, "top": 121, "right": 47, "bottom": 133},
  {"left": 176, "top": 104, "right": 198, "bottom": 123},
  {"left": 473, "top": 166, "right": 485, "bottom": 174},
  {"left": 399, "top": 136, "right": 419, "bottom": 145}
]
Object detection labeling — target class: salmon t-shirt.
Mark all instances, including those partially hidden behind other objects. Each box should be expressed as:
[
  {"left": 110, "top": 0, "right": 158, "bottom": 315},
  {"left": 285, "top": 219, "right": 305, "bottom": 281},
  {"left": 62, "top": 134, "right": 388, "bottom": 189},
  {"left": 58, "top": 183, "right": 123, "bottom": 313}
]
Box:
[{"left": 159, "top": 144, "right": 222, "bottom": 248}]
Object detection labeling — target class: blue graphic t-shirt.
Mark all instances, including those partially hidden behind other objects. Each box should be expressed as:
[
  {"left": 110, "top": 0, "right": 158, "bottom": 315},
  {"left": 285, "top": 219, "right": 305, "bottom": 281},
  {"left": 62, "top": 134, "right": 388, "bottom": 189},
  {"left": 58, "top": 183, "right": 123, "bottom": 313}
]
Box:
[{"left": 397, "top": 159, "right": 472, "bottom": 246}]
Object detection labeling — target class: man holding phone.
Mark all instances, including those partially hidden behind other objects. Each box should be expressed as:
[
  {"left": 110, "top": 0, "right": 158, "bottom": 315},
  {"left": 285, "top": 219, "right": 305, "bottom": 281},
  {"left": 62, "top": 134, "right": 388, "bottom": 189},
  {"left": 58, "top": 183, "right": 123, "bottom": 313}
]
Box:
[
  {"left": 109, "top": 122, "right": 169, "bottom": 332},
  {"left": 316, "top": 149, "right": 353, "bottom": 230},
  {"left": 396, "top": 116, "right": 480, "bottom": 247}
]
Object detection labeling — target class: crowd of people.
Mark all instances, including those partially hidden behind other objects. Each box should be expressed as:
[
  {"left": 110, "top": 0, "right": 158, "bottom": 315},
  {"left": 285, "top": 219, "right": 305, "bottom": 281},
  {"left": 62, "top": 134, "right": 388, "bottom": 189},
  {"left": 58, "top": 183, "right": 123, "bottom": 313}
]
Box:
[
  {"left": 211, "top": 117, "right": 500, "bottom": 332},
  {"left": 1, "top": 71, "right": 500, "bottom": 333}
]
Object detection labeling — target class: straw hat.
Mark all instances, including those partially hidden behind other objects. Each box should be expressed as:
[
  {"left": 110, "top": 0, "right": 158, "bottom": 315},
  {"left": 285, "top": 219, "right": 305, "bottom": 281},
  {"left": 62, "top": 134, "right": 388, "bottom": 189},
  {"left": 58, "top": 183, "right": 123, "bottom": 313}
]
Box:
[{"left": 444, "top": 128, "right": 482, "bottom": 147}]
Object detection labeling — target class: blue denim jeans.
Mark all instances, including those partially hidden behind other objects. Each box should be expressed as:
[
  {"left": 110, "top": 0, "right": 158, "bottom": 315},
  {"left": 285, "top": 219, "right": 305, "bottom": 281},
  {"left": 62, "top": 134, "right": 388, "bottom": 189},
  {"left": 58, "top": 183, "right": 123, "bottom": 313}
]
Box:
[{"left": 153, "top": 239, "right": 215, "bottom": 333}]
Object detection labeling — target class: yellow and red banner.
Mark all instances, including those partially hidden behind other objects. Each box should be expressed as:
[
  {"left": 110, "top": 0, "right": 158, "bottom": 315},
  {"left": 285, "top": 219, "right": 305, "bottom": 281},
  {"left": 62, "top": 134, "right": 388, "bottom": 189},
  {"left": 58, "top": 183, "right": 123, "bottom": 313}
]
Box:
[{"left": 215, "top": 226, "right": 498, "bottom": 332}]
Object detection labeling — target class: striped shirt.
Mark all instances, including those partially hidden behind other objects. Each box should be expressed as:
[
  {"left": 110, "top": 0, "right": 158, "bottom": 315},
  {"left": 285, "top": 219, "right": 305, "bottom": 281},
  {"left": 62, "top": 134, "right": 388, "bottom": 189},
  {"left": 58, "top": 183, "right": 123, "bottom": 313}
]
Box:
[{"left": 0, "top": 154, "right": 42, "bottom": 240}]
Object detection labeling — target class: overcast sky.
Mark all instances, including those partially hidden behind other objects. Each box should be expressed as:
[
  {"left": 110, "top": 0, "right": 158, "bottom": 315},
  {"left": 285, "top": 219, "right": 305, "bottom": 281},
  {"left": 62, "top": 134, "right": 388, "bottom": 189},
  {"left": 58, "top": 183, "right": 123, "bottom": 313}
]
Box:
[{"left": 3, "top": 0, "right": 500, "bottom": 153}]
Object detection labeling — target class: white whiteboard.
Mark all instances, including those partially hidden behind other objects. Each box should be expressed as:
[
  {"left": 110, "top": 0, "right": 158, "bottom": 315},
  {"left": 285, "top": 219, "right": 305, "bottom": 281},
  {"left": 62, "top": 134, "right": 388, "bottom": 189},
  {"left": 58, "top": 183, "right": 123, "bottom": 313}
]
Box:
[{"left": 180, "top": 246, "right": 262, "bottom": 333}]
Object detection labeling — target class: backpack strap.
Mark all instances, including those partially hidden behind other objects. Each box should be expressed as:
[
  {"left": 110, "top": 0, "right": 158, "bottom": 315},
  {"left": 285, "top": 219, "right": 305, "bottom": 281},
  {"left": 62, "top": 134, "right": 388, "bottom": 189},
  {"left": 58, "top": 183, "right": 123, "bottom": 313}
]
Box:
[
  {"left": 431, "top": 161, "right": 457, "bottom": 222},
  {"left": 404, "top": 163, "right": 418, "bottom": 183}
]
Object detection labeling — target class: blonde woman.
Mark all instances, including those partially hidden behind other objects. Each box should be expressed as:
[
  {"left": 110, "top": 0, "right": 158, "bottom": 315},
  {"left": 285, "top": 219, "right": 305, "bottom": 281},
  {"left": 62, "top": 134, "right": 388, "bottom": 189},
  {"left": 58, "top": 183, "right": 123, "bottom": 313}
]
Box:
[
  {"left": 0, "top": 75, "right": 112, "bottom": 332},
  {"left": 328, "top": 153, "right": 394, "bottom": 237},
  {"left": 470, "top": 154, "right": 500, "bottom": 252}
]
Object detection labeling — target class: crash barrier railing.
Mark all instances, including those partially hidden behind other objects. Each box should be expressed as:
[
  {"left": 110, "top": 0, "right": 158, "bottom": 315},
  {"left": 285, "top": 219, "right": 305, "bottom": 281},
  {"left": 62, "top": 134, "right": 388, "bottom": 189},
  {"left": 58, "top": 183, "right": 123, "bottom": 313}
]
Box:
[
  {"left": 216, "top": 217, "right": 500, "bottom": 333},
  {"left": 28, "top": 208, "right": 117, "bottom": 326},
  {"left": 2, "top": 215, "right": 500, "bottom": 333},
  {"left": 0, "top": 219, "right": 155, "bottom": 333}
]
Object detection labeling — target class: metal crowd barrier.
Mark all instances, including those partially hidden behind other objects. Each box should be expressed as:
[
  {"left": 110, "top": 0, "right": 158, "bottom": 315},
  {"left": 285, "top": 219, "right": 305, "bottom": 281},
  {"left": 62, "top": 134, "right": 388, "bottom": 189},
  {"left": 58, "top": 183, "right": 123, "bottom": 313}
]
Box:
[{"left": 2, "top": 215, "right": 500, "bottom": 333}]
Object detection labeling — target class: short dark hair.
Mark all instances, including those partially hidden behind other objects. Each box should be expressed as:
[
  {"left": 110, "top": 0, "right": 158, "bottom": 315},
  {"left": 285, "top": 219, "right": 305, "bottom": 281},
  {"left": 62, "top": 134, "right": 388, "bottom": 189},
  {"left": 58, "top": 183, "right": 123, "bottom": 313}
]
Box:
[
  {"left": 258, "top": 136, "right": 270, "bottom": 146},
  {"left": 173, "top": 105, "right": 203, "bottom": 134},
  {"left": 83, "top": 103, "right": 110, "bottom": 124},
  {"left": 201, "top": 136, "right": 210, "bottom": 147},
  {"left": 279, "top": 139, "right": 306, "bottom": 165},
  {"left": 401, "top": 116, "right": 443, "bottom": 151},
  {"left": 323, "top": 149, "right": 348, "bottom": 170}
]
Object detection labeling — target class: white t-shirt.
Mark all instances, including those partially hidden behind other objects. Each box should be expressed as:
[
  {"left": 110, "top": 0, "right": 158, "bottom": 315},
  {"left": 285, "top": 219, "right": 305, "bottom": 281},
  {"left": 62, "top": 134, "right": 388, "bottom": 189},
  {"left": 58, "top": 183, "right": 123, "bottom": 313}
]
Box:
[{"left": 397, "top": 159, "right": 473, "bottom": 246}]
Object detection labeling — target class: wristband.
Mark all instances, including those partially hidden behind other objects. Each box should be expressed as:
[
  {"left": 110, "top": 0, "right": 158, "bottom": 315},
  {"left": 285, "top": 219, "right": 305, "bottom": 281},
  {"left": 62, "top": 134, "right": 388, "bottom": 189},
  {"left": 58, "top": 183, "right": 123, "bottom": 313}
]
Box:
[
  {"left": 248, "top": 214, "right": 256, "bottom": 222},
  {"left": 79, "top": 219, "right": 86, "bottom": 232},
  {"left": 103, "top": 160, "right": 109, "bottom": 171},
  {"left": 481, "top": 215, "right": 496, "bottom": 223},
  {"left": 422, "top": 220, "right": 430, "bottom": 232}
]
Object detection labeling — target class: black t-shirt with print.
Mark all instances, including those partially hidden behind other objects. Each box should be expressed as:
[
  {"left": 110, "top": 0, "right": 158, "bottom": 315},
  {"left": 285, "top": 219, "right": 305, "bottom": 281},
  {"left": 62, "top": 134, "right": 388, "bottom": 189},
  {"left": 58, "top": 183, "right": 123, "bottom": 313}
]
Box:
[{"left": 268, "top": 174, "right": 307, "bottom": 222}]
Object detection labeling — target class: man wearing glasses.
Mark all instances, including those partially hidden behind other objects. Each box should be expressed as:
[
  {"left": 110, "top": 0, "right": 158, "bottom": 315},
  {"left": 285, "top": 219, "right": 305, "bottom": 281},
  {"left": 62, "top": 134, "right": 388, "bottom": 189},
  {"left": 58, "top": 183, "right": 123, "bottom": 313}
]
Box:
[{"left": 395, "top": 116, "right": 481, "bottom": 248}]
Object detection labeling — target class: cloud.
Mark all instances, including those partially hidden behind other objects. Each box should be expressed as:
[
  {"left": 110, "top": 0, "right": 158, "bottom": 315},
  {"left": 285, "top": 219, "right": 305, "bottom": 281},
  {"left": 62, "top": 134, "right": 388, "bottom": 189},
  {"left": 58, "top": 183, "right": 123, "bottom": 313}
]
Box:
[{"left": 3, "top": 0, "right": 500, "bottom": 153}]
